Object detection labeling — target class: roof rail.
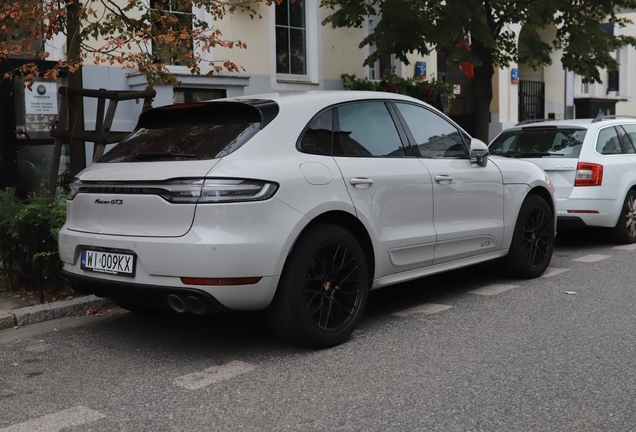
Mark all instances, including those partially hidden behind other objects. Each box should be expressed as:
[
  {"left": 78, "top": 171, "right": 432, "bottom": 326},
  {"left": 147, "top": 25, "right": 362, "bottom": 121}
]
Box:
[
  {"left": 515, "top": 118, "right": 554, "bottom": 126},
  {"left": 591, "top": 115, "right": 636, "bottom": 123}
]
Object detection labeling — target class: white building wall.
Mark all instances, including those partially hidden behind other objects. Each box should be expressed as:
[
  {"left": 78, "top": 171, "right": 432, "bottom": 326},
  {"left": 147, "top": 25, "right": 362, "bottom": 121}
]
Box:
[
  {"left": 490, "top": 24, "right": 522, "bottom": 141},
  {"left": 616, "top": 11, "right": 636, "bottom": 116},
  {"left": 541, "top": 26, "right": 565, "bottom": 120}
]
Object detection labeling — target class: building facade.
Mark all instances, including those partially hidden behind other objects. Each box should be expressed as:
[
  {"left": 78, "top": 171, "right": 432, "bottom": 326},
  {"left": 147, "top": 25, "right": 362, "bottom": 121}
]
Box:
[
  {"left": 7, "top": 2, "right": 636, "bottom": 176},
  {"left": 489, "top": 11, "right": 636, "bottom": 140}
]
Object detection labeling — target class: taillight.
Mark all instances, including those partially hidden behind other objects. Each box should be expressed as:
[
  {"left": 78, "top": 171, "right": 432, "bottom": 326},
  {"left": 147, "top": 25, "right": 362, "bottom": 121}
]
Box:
[
  {"left": 161, "top": 179, "right": 279, "bottom": 204},
  {"left": 67, "top": 178, "right": 279, "bottom": 204},
  {"left": 574, "top": 162, "right": 603, "bottom": 187}
]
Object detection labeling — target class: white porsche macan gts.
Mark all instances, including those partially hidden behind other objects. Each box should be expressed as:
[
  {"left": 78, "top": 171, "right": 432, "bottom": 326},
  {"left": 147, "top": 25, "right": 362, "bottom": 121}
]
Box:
[{"left": 58, "top": 91, "right": 556, "bottom": 347}]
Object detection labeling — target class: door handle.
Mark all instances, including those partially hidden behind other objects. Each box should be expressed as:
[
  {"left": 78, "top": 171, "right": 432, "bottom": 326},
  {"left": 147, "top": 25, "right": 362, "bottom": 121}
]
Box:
[
  {"left": 434, "top": 175, "right": 453, "bottom": 184},
  {"left": 349, "top": 177, "right": 373, "bottom": 188}
]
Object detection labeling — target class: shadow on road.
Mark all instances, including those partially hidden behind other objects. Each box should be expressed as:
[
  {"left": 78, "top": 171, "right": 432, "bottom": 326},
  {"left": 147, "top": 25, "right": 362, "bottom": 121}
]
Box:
[
  {"left": 555, "top": 226, "right": 614, "bottom": 248},
  {"left": 65, "top": 226, "right": 618, "bottom": 355}
]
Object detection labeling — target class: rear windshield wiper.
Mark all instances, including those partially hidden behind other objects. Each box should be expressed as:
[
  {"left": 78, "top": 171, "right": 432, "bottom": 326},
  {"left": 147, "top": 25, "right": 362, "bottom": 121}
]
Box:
[
  {"left": 131, "top": 152, "right": 198, "bottom": 162},
  {"left": 510, "top": 152, "right": 564, "bottom": 158}
]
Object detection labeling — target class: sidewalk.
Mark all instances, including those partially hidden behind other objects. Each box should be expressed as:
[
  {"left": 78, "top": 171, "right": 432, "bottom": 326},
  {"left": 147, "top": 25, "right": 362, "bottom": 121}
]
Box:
[{"left": 0, "top": 290, "right": 114, "bottom": 330}]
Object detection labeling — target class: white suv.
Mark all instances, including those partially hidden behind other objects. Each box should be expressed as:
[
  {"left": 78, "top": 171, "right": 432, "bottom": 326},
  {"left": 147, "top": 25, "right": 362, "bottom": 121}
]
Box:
[
  {"left": 490, "top": 116, "right": 636, "bottom": 243},
  {"left": 59, "top": 91, "right": 556, "bottom": 347}
]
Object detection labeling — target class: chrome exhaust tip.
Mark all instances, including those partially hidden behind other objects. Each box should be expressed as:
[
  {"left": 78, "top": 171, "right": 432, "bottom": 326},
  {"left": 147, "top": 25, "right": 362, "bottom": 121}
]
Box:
[
  {"left": 184, "top": 296, "right": 208, "bottom": 315},
  {"left": 167, "top": 294, "right": 186, "bottom": 313}
]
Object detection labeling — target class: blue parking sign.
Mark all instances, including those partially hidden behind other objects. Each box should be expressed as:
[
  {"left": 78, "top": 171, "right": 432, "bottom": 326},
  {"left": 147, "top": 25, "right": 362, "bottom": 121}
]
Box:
[
  {"left": 511, "top": 68, "right": 520, "bottom": 84},
  {"left": 414, "top": 62, "right": 427, "bottom": 80}
]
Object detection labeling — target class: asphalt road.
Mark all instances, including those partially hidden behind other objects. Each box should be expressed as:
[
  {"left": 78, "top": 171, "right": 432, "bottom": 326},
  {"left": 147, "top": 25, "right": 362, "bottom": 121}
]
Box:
[{"left": 1, "top": 228, "right": 635, "bottom": 431}]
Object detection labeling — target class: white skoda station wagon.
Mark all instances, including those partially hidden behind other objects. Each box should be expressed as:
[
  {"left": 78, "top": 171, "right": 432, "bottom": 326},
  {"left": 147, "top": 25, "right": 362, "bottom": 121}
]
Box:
[
  {"left": 59, "top": 91, "right": 556, "bottom": 347},
  {"left": 490, "top": 116, "right": 636, "bottom": 243}
]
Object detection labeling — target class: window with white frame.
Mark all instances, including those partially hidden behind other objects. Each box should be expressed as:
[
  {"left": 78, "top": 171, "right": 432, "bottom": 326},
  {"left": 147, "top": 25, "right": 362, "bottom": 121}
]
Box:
[
  {"left": 275, "top": 0, "right": 307, "bottom": 75},
  {"left": 581, "top": 80, "right": 590, "bottom": 95}
]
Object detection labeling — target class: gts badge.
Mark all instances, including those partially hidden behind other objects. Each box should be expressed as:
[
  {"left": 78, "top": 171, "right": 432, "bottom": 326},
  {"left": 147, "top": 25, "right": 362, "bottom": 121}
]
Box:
[{"left": 94, "top": 199, "right": 123, "bottom": 205}]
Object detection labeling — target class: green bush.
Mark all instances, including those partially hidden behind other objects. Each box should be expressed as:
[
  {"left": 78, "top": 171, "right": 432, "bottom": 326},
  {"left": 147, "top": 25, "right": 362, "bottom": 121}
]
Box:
[
  {"left": 0, "top": 188, "right": 66, "bottom": 289},
  {"left": 341, "top": 71, "right": 455, "bottom": 113}
]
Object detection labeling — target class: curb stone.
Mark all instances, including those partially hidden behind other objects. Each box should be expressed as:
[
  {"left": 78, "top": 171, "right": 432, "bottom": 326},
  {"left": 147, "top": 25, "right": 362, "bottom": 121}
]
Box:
[
  {"left": 0, "top": 311, "right": 13, "bottom": 330},
  {"left": 0, "top": 296, "right": 115, "bottom": 330}
]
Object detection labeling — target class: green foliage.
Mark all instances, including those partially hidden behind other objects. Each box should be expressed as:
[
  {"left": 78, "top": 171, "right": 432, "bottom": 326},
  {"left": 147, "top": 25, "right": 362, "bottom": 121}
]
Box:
[
  {"left": 322, "top": 0, "right": 636, "bottom": 84},
  {"left": 0, "top": 188, "right": 66, "bottom": 286},
  {"left": 324, "top": 0, "right": 636, "bottom": 141},
  {"left": 341, "top": 71, "right": 455, "bottom": 113},
  {"left": 0, "top": 188, "right": 66, "bottom": 240}
]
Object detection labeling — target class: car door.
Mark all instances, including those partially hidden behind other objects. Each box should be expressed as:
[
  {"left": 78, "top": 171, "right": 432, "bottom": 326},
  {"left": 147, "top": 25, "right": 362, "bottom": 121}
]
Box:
[
  {"left": 331, "top": 100, "right": 436, "bottom": 278},
  {"left": 392, "top": 102, "right": 504, "bottom": 264}
]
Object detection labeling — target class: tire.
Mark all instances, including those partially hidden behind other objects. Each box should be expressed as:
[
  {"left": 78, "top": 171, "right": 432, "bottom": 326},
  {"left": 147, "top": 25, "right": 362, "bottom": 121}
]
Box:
[
  {"left": 266, "top": 224, "right": 369, "bottom": 348},
  {"left": 502, "top": 194, "right": 554, "bottom": 279},
  {"left": 610, "top": 190, "right": 636, "bottom": 244}
]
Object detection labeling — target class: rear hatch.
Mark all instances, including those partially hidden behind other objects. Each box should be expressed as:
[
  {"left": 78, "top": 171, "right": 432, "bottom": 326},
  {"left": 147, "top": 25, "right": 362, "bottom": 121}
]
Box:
[
  {"left": 66, "top": 101, "right": 276, "bottom": 237},
  {"left": 489, "top": 127, "right": 587, "bottom": 199}
]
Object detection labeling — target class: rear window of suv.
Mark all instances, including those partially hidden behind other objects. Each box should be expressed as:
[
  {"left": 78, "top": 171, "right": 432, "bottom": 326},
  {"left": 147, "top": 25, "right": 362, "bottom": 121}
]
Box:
[
  {"left": 99, "top": 102, "right": 269, "bottom": 163},
  {"left": 490, "top": 128, "right": 587, "bottom": 158}
]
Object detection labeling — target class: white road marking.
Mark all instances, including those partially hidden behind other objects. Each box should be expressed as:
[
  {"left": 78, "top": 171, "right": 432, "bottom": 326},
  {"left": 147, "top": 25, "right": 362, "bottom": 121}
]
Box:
[
  {"left": 613, "top": 243, "right": 636, "bottom": 251},
  {"left": 468, "top": 284, "right": 518, "bottom": 296},
  {"left": 174, "top": 360, "right": 256, "bottom": 390},
  {"left": 392, "top": 303, "right": 452, "bottom": 317},
  {"left": 573, "top": 254, "right": 611, "bottom": 262},
  {"left": 0, "top": 406, "right": 106, "bottom": 432},
  {"left": 542, "top": 267, "right": 570, "bottom": 278}
]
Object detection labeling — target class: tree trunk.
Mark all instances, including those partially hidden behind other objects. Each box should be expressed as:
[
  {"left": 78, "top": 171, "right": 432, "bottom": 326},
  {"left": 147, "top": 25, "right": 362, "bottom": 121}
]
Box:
[
  {"left": 470, "top": 40, "right": 495, "bottom": 143},
  {"left": 66, "top": 0, "right": 86, "bottom": 177}
]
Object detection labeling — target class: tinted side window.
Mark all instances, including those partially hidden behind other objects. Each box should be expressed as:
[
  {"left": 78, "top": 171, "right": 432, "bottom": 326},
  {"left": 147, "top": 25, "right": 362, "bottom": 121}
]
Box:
[
  {"left": 621, "top": 124, "right": 636, "bottom": 154},
  {"left": 334, "top": 102, "right": 406, "bottom": 157},
  {"left": 394, "top": 102, "right": 468, "bottom": 158},
  {"left": 596, "top": 127, "right": 622, "bottom": 155},
  {"left": 299, "top": 109, "right": 333, "bottom": 155}
]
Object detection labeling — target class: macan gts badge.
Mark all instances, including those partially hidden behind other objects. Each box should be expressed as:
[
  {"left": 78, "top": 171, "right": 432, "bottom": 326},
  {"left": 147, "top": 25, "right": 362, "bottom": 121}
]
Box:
[
  {"left": 58, "top": 91, "right": 557, "bottom": 348},
  {"left": 94, "top": 199, "right": 124, "bottom": 205}
]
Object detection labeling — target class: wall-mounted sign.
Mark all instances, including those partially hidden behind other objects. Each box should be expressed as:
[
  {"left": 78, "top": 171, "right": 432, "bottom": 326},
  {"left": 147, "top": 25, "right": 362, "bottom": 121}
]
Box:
[
  {"left": 414, "top": 61, "right": 427, "bottom": 80},
  {"left": 24, "top": 81, "right": 58, "bottom": 133},
  {"left": 453, "top": 84, "right": 461, "bottom": 95},
  {"left": 511, "top": 68, "right": 520, "bottom": 84}
]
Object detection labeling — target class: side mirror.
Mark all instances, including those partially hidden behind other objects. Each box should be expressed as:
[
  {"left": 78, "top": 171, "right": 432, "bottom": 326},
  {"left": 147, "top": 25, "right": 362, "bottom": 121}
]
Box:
[{"left": 470, "top": 138, "right": 489, "bottom": 167}]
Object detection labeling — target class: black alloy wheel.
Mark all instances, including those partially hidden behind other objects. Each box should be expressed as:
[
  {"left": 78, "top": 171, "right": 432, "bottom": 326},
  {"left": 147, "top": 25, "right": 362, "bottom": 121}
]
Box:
[
  {"left": 266, "top": 224, "right": 369, "bottom": 348},
  {"left": 521, "top": 205, "right": 553, "bottom": 268},
  {"left": 303, "top": 241, "right": 364, "bottom": 332},
  {"left": 502, "top": 194, "right": 554, "bottom": 278}
]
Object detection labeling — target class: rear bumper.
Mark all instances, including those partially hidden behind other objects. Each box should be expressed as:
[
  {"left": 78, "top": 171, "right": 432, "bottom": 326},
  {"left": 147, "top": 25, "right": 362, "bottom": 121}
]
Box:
[
  {"left": 61, "top": 270, "right": 231, "bottom": 313},
  {"left": 58, "top": 197, "right": 308, "bottom": 310},
  {"left": 60, "top": 267, "right": 280, "bottom": 311},
  {"left": 556, "top": 196, "right": 622, "bottom": 228}
]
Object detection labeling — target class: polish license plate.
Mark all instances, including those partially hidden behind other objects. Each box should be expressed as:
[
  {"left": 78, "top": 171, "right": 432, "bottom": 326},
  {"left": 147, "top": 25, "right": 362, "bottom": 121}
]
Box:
[{"left": 81, "top": 249, "right": 135, "bottom": 276}]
